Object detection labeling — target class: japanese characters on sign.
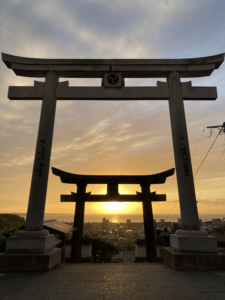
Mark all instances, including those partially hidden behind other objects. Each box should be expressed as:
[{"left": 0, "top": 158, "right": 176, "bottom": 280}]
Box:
[
  {"left": 35, "top": 140, "right": 46, "bottom": 177},
  {"left": 180, "top": 139, "right": 190, "bottom": 177}
]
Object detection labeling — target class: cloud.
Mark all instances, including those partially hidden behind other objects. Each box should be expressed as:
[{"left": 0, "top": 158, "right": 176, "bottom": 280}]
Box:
[{"left": 0, "top": 0, "right": 225, "bottom": 214}]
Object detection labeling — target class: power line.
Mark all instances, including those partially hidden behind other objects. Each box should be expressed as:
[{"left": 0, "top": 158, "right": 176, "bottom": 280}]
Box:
[
  {"left": 158, "top": 192, "right": 177, "bottom": 221},
  {"left": 157, "top": 122, "right": 224, "bottom": 227},
  {"left": 196, "top": 121, "right": 225, "bottom": 198},
  {"left": 156, "top": 196, "right": 179, "bottom": 229},
  {"left": 191, "top": 128, "right": 204, "bottom": 158},
  {"left": 197, "top": 147, "right": 225, "bottom": 202},
  {"left": 207, "top": 122, "right": 225, "bottom": 133},
  {"left": 156, "top": 128, "right": 211, "bottom": 227},
  {"left": 206, "top": 177, "right": 225, "bottom": 199},
  {"left": 194, "top": 130, "right": 221, "bottom": 178},
  {"left": 159, "top": 200, "right": 179, "bottom": 226}
]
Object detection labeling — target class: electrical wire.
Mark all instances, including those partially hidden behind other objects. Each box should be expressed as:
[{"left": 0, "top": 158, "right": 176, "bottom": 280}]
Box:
[
  {"left": 157, "top": 192, "right": 176, "bottom": 221},
  {"left": 157, "top": 126, "right": 223, "bottom": 227},
  {"left": 197, "top": 147, "right": 225, "bottom": 202},
  {"left": 156, "top": 195, "right": 178, "bottom": 229},
  {"left": 194, "top": 129, "right": 222, "bottom": 178},
  {"left": 191, "top": 129, "right": 204, "bottom": 158},
  {"left": 156, "top": 129, "right": 206, "bottom": 228},
  {"left": 206, "top": 177, "right": 225, "bottom": 199},
  {"left": 157, "top": 200, "right": 179, "bottom": 228}
]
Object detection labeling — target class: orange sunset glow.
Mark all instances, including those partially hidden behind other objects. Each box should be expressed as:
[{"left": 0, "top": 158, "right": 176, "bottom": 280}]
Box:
[{"left": 1, "top": 2, "right": 225, "bottom": 220}]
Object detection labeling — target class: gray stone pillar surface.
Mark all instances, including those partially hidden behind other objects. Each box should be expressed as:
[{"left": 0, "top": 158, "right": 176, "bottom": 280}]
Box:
[
  {"left": 167, "top": 71, "right": 218, "bottom": 253},
  {"left": 25, "top": 71, "right": 59, "bottom": 231},
  {"left": 167, "top": 71, "right": 200, "bottom": 231},
  {"left": 141, "top": 184, "right": 157, "bottom": 263},
  {"left": 71, "top": 183, "right": 86, "bottom": 263}
]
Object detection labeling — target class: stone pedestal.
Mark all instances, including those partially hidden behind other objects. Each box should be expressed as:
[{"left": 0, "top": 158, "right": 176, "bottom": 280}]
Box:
[
  {"left": 162, "top": 247, "right": 225, "bottom": 270},
  {"left": 65, "top": 242, "right": 92, "bottom": 263},
  {"left": 1, "top": 230, "right": 61, "bottom": 271},
  {"left": 170, "top": 230, "right": 218, "bottom": 254},
  {"left": 164, "top": 230, "right": 221, "bottom": 270},
  {"left": 135, "top": 242, "right": 147, "bottom": 262},
  {"left": 82, "top": 244, "right": 92, "bottom": 260},
  {"left": 0, "top": 248, "right": 61, "bottom": 271},
  {"left": 6, "top": 230, "right": 55, "bottom": 254}
]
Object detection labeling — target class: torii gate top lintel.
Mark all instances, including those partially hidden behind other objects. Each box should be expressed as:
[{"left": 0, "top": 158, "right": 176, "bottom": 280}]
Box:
[
  {"left": 52, "top": 167, "right": 175, "bottom": 203},
  {"left": 2, "top": 52, "right": 224, "bottom": 78},
  {"left": 52, "top": 167, "right": 175, "bottom": 185}
]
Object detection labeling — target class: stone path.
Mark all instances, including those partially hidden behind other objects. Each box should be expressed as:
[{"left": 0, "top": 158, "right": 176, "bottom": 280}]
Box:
[{"left": 0, "top": 263, "right": 225, "bottom": 299}]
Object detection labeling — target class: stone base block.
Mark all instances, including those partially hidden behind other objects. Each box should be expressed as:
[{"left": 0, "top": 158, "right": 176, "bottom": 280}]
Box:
[
  {"left": 135, "top": 244, "right": 146, "bottom": 258},
  {"left": 170, "top": 233, "right": 217, "bottom": 253},
  {"left": 0, "top": 248, "right": 61, "bottom": 271},
  {"left": 135, "top": 257, "right": 147, "bottom": 263},
  {"left": 65, "top": 257, "right": 92, "bottom": 263},
  {"left": 6, "top": 233, "right": 55, "bottom": 254},
  {"left": 162, "top": 247, "right": 225, "bottom": 270}
]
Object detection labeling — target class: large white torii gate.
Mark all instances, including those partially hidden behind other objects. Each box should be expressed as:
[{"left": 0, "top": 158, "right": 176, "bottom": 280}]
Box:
[{"left": 1, "top": 53, "right": 224, "bottom": 269}]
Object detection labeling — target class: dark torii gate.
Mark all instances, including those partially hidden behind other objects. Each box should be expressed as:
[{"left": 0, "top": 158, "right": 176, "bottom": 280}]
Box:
[{"left": 52, "top": 167, "right": 175, "bottom": 263}]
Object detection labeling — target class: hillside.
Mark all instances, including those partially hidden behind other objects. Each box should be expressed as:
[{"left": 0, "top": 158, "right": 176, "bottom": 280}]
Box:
[{"left": 0, "top": 214, "right": 25, "bottom": 230}]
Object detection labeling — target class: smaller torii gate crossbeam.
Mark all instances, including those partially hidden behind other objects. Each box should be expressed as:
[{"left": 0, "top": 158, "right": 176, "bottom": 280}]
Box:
[{"left": 52, "top": 167, "right": 175, "bottom": 263}]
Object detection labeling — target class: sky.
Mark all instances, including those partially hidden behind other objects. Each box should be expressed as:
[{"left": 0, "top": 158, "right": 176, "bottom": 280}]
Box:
[{"left": 0, "top": 0, "right": 225, "bottom": 219}]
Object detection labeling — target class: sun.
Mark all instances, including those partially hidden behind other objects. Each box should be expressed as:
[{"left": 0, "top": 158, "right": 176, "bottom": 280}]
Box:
[
  {"left": 91, "top": 186, "right": 138, "bottom": 214},
  {"left": 104, "top": 202, "right": 126, "bottom": 212}
]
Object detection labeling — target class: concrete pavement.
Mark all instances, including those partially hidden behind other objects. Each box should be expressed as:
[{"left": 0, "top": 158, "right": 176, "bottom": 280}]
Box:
[{"left": 0, "top": 263, "right": 224, "bottom": 299}]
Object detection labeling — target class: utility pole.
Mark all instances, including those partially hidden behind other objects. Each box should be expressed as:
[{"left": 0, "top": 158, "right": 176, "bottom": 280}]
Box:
[{"left": 207, "top": 122, "right": 225, "bottom": 133}]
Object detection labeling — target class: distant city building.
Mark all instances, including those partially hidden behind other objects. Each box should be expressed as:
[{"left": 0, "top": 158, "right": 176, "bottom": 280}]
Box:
[
  {"left": 127, "top": 219, "right": 131, "bottom": 225},
  {"left": 85, "top": 222, "right": 93, "bottom": 230},
  {"left": 102, "top": 217, "right": 110, "bottom": 230},
  {"left": 108, "top": 234, "right": 119, "bottom": 242}
]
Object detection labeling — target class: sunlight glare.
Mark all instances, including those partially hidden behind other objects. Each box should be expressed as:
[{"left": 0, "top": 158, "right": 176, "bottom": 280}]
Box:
[{"left": 104, "top": 202, "right": 126, "bottom": 212}]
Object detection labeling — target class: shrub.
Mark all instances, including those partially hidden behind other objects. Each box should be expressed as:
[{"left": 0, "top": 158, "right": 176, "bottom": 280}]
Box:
[
  {"left": 0, "top": 224, "right": 19, "bottom": 253},
  {"left": 83, "top": 236, "right": 119, "bottom": 263},
  {"left": 0, "top": 214, "right": 25, "bottom": 230}
]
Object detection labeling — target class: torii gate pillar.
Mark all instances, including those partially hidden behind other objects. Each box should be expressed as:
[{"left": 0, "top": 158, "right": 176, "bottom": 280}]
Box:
[
  {"left": 5, "top": 71, "right": 60, "bottom": 256},
  {"left": 141, "top": 183, "right": 157, "bottom": 263},
  {"left": 167, "top": 71, "right": 217, "bottom": 253},
  {"left": 70, "top": 183, "right": 86, "bottom": 263}
]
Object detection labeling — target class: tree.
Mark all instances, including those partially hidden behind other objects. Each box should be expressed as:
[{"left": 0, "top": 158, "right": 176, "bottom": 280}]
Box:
[
  {"left": 170, "top": 222, "right": 182, "bottom": 234},
  {"left": 0, "top": 214, "right": 25, "bottom": 230},
  {"left": 214, "top": 225, "right": 225, "bottom": 235},
  {"left": 214, "top": 225, "right": 225, "bottom": 241},
  {"left": 90, "top": 237, "right": 119, "bottom": 263},
  {"left": 127, "top": 245, "right": 133, "bottom": 251},
  {"left": 0, "top": 225, "right": 20, "bottom": 253}
]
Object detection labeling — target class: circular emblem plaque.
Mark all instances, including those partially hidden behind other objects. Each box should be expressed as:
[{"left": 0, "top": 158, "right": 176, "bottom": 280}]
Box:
[{"left": 107, "top": 74, "right": 119, "bottom": 85}]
